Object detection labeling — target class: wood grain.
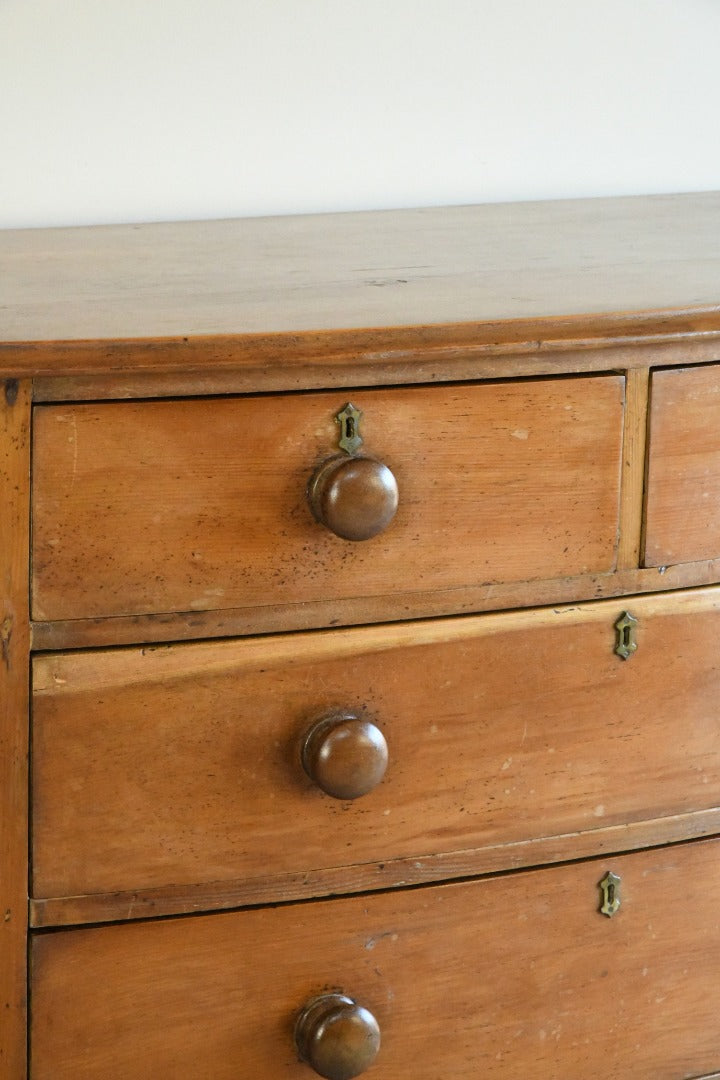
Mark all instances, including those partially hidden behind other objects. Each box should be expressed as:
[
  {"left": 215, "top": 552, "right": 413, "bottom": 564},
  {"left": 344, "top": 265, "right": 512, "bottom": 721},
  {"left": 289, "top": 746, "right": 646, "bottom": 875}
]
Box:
[
  {"left": 28, "top": 330, "right": 720, "bottom": 402},
  {"left": 30, "top": 806, "right": 720, "bottom": 928},
  {"left": 27, "top": 559, "right": 720, "bottom": 651},
  {"left": 3, "top": 194, "right": 720, "bottom": 376},
  {"left": 0, "top": 380, "right": 30, "bottom": 1080},
  {"left": 16, "top": 194, "right": 720, "bottom": 1076},
  {"left": 645, "top": 363, "right": 720, "bottom": 566},
  {"left": 32, "top": 586, "right": 720, "bottom": 905},
  {"left": 30, "top": 838, "right": 720, "bottom": 1079},
  {"left": 617, "top": 367, "right": 650, "bottom": 569},
  {"left": 31, "top": 377, "right": 624, "bottom": 623}
]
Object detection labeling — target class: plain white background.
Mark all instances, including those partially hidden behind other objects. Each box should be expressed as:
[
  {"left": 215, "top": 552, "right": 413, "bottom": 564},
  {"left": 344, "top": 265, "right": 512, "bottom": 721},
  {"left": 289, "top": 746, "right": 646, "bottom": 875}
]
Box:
[{"left": 2, "top": 0, "right": 720, "bottom": 229}]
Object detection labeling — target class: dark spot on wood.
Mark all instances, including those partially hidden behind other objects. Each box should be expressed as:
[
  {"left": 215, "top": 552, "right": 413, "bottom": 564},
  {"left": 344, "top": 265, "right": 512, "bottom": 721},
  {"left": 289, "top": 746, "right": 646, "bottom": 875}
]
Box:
[
  {"left": 0, "top": 616, "right": 11, "bottom": 669},
  {"left": 4, "top": 380, "right": 18, "bottom": 407}
]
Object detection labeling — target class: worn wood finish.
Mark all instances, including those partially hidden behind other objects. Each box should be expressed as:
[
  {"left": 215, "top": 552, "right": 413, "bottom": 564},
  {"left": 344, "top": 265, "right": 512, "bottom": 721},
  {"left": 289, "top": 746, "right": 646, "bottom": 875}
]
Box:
[
  {"left": 617, "top": 366, "right": 650, "bottom": 569},
  {"left": 27, "top": 559, "right": 720, "bottom": 651},
  {"left": 31, "top": 376, "right": 624, "bottom": 623},
  {"left": 30, "top": 806, "right": 720, "bottom": 929},
  {"left": 645, "top": 363, "right": 720, "bottom": 567},
  {"left": 0, "top": 380, "right": 30, "bottom": 1080},
  {"left": 4, "top": 193, "right": 720, "bottom": 371},
  {"left": 32, "top": 586, "right": 720, "bottom": 905},
  {"left": 28, "top": 331, "right": 720, "bottom": 402},
  {"left": 13, "top": 194, "right": 720, "bottom": 1076},
  {"left": 31, "top": 838, "right": 720, "bottom": 1079}
]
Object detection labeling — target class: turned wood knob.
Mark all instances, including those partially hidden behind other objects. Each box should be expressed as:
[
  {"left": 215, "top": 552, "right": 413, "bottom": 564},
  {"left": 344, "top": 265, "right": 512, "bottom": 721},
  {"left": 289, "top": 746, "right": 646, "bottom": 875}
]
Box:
[
  {"left": 295, "top": 993, "right": 381, "bottom": 1080},
  {"left": 302, "top": 712, "right": 388, "bottom": 800},
  {"left": 308, "top": 456, "right": 399, "bottom": 541}
]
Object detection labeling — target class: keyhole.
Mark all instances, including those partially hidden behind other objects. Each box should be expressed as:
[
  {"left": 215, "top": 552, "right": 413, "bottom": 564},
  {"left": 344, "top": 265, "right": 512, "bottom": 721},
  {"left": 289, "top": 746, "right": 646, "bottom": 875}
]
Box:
[
  {"left": 599, "top": 871, "right": 621, "bottom": 917},
  {"left": 336, "top": 403, "right": 363, "bottom": 454},
  {"left": 614, "top": 611, "right": 638, "bottom": 660}
]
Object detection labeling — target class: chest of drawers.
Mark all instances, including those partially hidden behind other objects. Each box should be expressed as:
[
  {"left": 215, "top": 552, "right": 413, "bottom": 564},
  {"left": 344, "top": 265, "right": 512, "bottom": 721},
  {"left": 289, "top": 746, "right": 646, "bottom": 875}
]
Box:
[{"left": 4, "top": 193, "right": 720, "bottom": 1078}]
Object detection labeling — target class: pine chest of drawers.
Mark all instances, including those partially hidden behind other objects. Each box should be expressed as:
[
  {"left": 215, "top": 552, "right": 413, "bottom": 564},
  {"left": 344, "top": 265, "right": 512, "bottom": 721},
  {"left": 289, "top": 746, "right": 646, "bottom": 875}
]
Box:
[{"left": 3, "top": 193, "right": 720, "bottom": 1078}]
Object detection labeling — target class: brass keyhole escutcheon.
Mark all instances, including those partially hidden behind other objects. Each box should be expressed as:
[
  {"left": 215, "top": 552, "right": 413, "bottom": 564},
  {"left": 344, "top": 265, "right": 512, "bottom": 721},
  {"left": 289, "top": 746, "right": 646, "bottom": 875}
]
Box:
[
  {"left": 614, "top": 611, "right": 638, "bottom": 660},
  {"left": 336, "top": 403, "right": 363, "bottom": 455},
  {"left": 599, "top": 871, "right": 621, "bottom": 917}
]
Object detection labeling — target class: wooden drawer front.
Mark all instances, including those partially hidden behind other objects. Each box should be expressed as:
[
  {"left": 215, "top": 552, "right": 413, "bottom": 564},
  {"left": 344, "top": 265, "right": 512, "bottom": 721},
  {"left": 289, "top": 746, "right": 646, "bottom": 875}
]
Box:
[
  {"left": 645, "top": 364, "right": 720, "bottom": 566},
  {"left": 31, "top": 376, "right": 624, "bottom": 622},
  {"left": 31, "top": 839, "right": 720, "bottom": 1079},
  {"left": 32, "top": 587, "right": 720, "bottom": 905}
]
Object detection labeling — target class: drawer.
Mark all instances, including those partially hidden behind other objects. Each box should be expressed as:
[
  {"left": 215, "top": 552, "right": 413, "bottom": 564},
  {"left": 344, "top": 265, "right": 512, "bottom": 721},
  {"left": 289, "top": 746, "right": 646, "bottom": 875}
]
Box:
[
  {"left": 31, "top": 837, "right": 720, "bottom": 1079},
  {"left": 32, "top": 587, "right": 720, "bottom": 906},
  {"left": 31, "top": 376, "right": 624, "bottom": 622},
  {"left": 645, "top": 364, "right": 720, "bottom": 566}
]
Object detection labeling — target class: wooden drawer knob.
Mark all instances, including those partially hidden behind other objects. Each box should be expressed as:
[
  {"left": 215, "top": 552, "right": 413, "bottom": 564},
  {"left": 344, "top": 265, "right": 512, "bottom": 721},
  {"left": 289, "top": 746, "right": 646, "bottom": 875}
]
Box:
[
  {"left": 308, "top": 456, "right": 399, "bottom": 541},
  {"left": 302, "top": 712, "right": 388, "bottom": 800},
  {"left": 295, "top": 993, "right": 381, "bottom": 1080}
]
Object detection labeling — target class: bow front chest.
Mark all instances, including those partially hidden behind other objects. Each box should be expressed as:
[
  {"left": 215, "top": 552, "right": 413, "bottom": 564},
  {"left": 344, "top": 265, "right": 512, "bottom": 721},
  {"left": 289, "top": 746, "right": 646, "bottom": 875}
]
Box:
[{"left": 4, "top": 193, "right": 720, "bottom": 1078}]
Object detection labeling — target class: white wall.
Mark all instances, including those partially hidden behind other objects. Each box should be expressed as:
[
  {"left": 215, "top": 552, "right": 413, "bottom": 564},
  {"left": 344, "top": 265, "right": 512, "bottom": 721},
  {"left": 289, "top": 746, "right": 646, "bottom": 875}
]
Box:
[{"left": 1, "top": 0, "right": 720, "bottom": 229}]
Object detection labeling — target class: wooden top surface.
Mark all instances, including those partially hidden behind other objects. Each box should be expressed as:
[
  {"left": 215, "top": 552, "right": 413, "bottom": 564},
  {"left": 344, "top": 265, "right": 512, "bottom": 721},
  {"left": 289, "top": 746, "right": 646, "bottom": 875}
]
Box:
[{"left": 2, "top": 191, "right": 720, "bottom": 374}]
